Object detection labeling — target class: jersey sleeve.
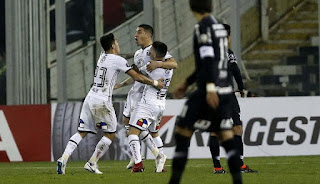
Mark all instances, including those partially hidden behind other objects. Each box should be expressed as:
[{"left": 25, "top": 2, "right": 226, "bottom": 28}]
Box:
[
  {"left": 118, "top": 57, "right": 132, "bottom": 73},
  {"left": 228, "top": 51, "right": 244, "bottom": 90}
]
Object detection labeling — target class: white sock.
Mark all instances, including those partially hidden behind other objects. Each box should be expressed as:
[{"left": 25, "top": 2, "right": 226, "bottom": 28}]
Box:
[
  {"left": 128, "top": 134, "right": 142, "bottom": 164},
  {"left": 153, "top": 136, "right": 164, "bottom": 154},
  {"left": 89, "top": 136, "right": 112, "bottom": 164},
  {"left": 63, "top": 132, "right": 83, "bottom": 162},
  {"left": 139, "top": 131, "right": 159, "bottom": 157}
]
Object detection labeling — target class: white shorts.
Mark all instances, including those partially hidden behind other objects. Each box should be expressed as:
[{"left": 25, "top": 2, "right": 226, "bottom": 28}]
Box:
[
  {"left": 129, "top": 102, "right": 165, "bottom": 133},
  {"left": 78, "top": 95, "right": 117, "bottom": 134},
  {"left": 123, "top": 90, "right": 142, "bottom": 118}
]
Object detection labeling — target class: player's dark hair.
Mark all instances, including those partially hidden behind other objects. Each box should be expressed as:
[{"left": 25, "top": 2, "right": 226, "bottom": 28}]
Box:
[
  {"left": 189, "top": 0, "right": 212, "bottom": 14},
  {"left": 138, "top": 24, "right": 154, "bottom": 37},
  {"left": 152, "top": 41, "right": 167, "bottom": 58},
  {"left": 100, "top": 33, "right": 115, "bottom": 51},
  {"left": 223, "top": 24, "right": 231, "bottom": 36}
]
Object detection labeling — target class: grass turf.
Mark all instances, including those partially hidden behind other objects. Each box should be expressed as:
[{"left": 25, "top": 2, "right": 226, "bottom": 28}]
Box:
[{"left": 0, "top": 156, "right": 319, "bottom": 184}]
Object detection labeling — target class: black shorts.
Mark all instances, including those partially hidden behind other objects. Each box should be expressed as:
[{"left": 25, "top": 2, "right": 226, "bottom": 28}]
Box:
[
  {"left": 176, "top": 91, "right": 233, "bottom": 132},
  {"left": 231, "top": 93, "right": 242, "bottom": 126}
]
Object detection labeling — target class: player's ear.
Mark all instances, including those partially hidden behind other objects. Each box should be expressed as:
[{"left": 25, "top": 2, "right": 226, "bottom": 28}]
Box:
[{"left": 112, "top": 44, "right": 115, "bottom": 49}]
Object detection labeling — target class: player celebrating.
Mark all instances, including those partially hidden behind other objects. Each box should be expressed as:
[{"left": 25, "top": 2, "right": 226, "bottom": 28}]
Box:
[
  {"left": 209, "top": 24, "right": 258, "bottom": 174},
  {"left": 115, "top": 24, "right": 177, "bottom": 170},
  {"left": 127, "top": 41, "right": 172, "bottom": 172},
  {"left": 56, "top": 33, "right": 164, "bottom": 175},
  {"left": 169, "top": 0, "right": 242, "bottom": 184}
]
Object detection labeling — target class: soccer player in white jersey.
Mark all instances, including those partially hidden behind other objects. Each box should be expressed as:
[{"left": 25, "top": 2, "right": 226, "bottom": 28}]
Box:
[
  {"left": 56, "top": 33, "right": 164, "bottom": 175},
  {"left": 127, "top": 41, "right": 173, "bottom": 172},
  {"left": 115, "top": 24, "right": 177, "bottom": 169}
]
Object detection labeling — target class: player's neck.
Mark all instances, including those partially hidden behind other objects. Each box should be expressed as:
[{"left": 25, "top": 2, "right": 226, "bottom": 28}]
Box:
[
  {"left": 106, "top": 50, "right": 117, "bottom": 55},
  {"left": 194, "top": 12, "right": 211, "bottom": 22},
  {"left": 141, "top": 41, "right": 153, "bottom": 49}
]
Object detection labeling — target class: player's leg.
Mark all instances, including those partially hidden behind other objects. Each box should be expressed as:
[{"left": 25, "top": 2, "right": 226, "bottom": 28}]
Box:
[
  {"left": 217, "top": 94, "right": 242, "bottom": 184},
  {"left": 123, "top": 94, "right": 132, "bottom": 134},
  {"left": 148, "top": 128, "right": 167, "bottom": 172},
  {"left": 233, "top": 125, "right": 244, "bottom": 166},
  {"left": 123, "top": 116, "right": 130, "bottom": 133},
  {"left": 84, "top": 101, "right": 117, "bottom": 174},
  {"left": 128, "top": 126, "right": 144, "bottom": 172},
  {"left": 85, "top": 132, "right": 114, "bottom": 174},
  {"left": 208, "top": 132, "right": 227, "bottom": 174},
  {"left": 57, "top": 131, "right": 87, "bottom": 174},
  {"left": 232, "top": 95, "right": 257, "bottom": 173},
  {"left": 169, "top": 126, "right": 193, "bottom": 184},
  {"left": 169, "top": 96, "right": 198, "bottom": 184},
  {"left": 139, "top": 130, "right": 159, "bottom": 157},
  {"left": 219, "top": 129, "right": 242, "bottom": 184},
  {"left": 57, "top": 99, "right": 93, "bottom": 174}
]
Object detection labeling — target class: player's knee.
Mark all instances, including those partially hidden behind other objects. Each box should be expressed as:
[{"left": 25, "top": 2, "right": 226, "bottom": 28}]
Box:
[
  {"left": 175, "top": 125, "right": 193, "bottom": 138},
  {"left": 219, "top": 130, "right": 234, "bottom": 142},
  {"left": 150, "top": 132, "right": 158, "bottom": 138},
  {"left": 78, "top": 131, "right": 88, "bottom": 138},
  {"left": 128, "top": 126, "right": 141, "bottom": 135},
  {"left": 104, "top": 132, "right": 115, "bottom": 140}
]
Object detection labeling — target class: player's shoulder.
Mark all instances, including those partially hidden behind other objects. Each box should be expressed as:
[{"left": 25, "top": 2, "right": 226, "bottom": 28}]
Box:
[
  {"left": 109, "top": 54, "right": 125, "bottom": 60},
  {"left": 134, "top": 48, "right": 143, "bottom": 57}
]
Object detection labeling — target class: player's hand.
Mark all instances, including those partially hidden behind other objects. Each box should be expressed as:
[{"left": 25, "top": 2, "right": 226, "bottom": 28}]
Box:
[
  {"left": 114, "top": 84, "right": 121, "bottom": 90},
  {"left": 173, "top": 82, "right": 188, "bottom": 99},
  {"left": 240, "top": 90, "right": 245, "bottom": 98},
  {"left": 206, "top": 91, "right": 219, "bottom": 109},
  {"left": 147, "top": 60, "right": 159, "bottom": 72},
  {"left": 155, "top": 78, "right": 165, "bottom": 89}
]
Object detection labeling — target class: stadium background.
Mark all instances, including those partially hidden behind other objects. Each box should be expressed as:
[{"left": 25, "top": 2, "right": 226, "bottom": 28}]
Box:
[{"left": 0, "top": 0, "right": 319, "bottom": 168}]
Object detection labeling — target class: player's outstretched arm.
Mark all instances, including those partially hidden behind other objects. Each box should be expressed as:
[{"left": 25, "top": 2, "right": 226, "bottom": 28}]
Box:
[
  {"left": 147, "top": 57, "right": 178, "bottom": 72},
  {"left": 126, "top": 69, "right": 164, "bottom": 89},
  {"left": 114, "top": 77, "right": 134, "bottom": 89}
]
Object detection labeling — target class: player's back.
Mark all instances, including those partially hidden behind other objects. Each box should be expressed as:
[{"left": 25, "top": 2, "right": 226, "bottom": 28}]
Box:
[
  {"left": 193, "top": 15, "right": 232, "bottom": 93},
  {"left": 88, "top": 52, "right": 131, "bottom": 102},
  {"left": 141, "top": 62, "right": 173, "bottom": 106}
]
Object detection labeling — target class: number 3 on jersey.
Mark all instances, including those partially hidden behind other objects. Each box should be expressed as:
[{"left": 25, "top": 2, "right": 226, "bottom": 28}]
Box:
[{"left": 94, "top": 66, "right": 107, "bottom": 88}]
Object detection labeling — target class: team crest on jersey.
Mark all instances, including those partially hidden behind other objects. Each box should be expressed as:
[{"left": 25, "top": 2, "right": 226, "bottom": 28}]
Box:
[
  {"left": 147, "top": 51, "right": 151, "bottom": 56},
  {"left": 136, "top": 119, "right": 148, "bottom": 127},
  {"left": 200, "top": 34, "right": 208, "bottom": 43}
]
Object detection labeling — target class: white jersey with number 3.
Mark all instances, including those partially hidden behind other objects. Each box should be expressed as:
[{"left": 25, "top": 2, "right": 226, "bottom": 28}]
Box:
[{"left": 88, "top": 52, "right": 131, "bottom": 101}]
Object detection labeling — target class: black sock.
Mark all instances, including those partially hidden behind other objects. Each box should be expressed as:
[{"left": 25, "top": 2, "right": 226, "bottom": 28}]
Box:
[
  {"left": 221, "top": 139, "right": 242, "bottom": 184},
  {"left": 208, "top": 135, "right": 221, "bottom": 168},
  {"left": 234, "top": 135, "right": 244, "bottom": 166},
  {"left": 169, "top": 133, "right": 191, "bottom": 184}
]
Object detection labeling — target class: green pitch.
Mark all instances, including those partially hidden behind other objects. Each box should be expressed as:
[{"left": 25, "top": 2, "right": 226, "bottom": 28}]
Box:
[{"left": 0, "top": 156, "right": 319, "bottom": 184}]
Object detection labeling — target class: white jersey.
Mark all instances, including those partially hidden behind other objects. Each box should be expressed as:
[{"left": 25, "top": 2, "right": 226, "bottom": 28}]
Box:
[
  {"left": 129, "top": 45, "right": 172, "bottom": 93},
  {"left": 140, "top": 61, "right": 173, "bottom": 107},
  {"left": 87, "top": 52, "right": 132, "bottom": 101}
]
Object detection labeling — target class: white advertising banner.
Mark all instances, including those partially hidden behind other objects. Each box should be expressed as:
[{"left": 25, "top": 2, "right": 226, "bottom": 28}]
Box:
[{"left": 146, "top": 97, "right": 320, "bottom": 159}]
